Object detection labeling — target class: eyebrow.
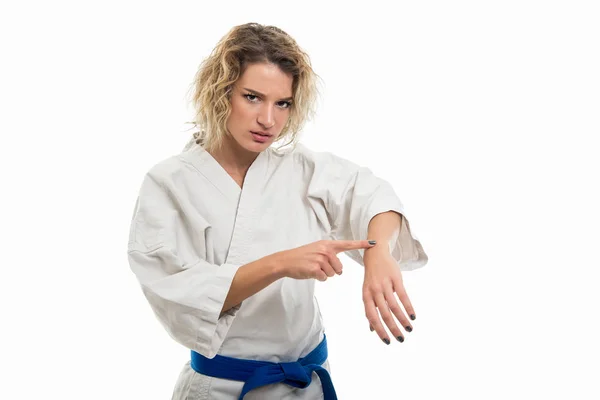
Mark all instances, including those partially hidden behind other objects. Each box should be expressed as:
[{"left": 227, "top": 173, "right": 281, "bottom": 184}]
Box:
[{"left": 243, "top": 88, "right": 293, "bottom": 102}]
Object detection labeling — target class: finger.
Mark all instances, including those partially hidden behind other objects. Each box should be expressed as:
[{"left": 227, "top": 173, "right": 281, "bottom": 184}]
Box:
[
  {"left": 319, "top": 257, "right": 336, "bottom": 278},
  {"left": 322, "top": 265, "right": 336, "bottom": 278},
  {"left": 374, "top": 290, "right": 403, "bottom": 342},
  {"left": 314, "top": 269, "right": 328, "bottom": 281},
  {"left": 324, "top": 252, "right": 344, "bottom": 275},
  {"left": 331, "top": 240, "right": 376, "bottom": 253},
  {"left": 394, "top": 277, "right": 417, "bottom": 323},
  {"left": 384, "top": 283, "right": 410, "bottom": 338},
  {"left": 364, "top": 296, "right": 390, "bottom": 345}
]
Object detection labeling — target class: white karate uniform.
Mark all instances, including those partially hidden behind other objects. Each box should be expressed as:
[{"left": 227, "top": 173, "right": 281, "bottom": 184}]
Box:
[{"left": 127, "top": 141, "right": 428, "bottom": 399}]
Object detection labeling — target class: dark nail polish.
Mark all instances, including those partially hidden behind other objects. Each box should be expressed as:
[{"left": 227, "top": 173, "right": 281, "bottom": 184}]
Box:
[
  {"left": 410, "top": 314, "right": 416, "bottom": 320},
  {"left": 370, "top": 325, "right": 374, "bottom": 332},
  {"left": 396, "top": 336, "right": 404, "bottom": 343},
  {"left": 368, "top": 240, "right": 377, "bottom": 245},
  {"left": 383, "top": 338, "right": 390, "bottom": 345},
  {"left": 405, "top": 326, "right": 412, "bottom": 332}
]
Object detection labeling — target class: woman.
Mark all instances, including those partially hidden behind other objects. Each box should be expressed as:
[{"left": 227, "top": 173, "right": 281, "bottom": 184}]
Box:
[{"left": 127, "top": 22, "right": 428, "bottom": 400}]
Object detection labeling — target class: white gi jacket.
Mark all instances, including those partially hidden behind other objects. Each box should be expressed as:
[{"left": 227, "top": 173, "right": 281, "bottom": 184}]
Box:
[{"left": 127, "top": 141, "right": 428, "bottom": 399}]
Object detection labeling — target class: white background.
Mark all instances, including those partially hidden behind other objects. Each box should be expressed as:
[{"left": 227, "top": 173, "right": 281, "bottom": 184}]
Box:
[{"left": 1, "top": 1, "right": 599, "bottom": 399}]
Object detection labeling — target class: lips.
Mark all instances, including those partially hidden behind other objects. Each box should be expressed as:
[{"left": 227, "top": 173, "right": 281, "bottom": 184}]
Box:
[
  {"left": 250, "top": 131, "right": 271, "bottom": 143},
  {"left": 251, "top": 131, "right": 271, "bottom": 137}
]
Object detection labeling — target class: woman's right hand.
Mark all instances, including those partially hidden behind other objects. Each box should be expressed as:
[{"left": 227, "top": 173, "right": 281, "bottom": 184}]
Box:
[{"left": 270, "top": 240, "right": 376, "bottom": 281}]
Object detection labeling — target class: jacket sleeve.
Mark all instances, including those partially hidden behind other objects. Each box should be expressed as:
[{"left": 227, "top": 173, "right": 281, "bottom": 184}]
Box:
[
  {"left": 127, "top": 166, "right": 241, "bottom": 358},
  {"left": 304, "top": 147, "right": 428, "bottom": 271}
]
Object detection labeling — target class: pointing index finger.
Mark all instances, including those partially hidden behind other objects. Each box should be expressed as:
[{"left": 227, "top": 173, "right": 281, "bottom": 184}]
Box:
[{"left": 331, "top": 240, "right": 376, "bottom": 254}]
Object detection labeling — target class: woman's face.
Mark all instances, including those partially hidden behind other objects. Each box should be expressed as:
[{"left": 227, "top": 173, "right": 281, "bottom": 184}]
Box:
[{"left": 226, "top": 62, "right": 293, "bottom": 153}]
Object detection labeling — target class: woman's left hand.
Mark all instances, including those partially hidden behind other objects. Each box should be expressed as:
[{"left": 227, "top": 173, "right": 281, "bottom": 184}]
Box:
[{"left": 362, "top": 248, "right": 415, "bottom": 344}]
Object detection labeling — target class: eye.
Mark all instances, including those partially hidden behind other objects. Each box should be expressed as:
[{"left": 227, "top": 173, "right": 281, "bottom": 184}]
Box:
[
  {"left": 244, "top": 93, "right": 292, "bottom": 109},
  {"left": 244, "top": 93, "right": 259, "bottom": 102}
]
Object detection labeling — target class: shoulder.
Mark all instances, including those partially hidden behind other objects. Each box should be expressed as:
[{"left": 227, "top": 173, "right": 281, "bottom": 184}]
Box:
[
  {"left": 145, "top": 145, "right": 205, "bottom": 181},
  {"left": 143, "top": 155, "right": 183, "bottom": 183},
  {"left": 137, "top": 148, "right": 204, "bottom": 195},
  {"left": 277, "top": 142, "right": 343, "bottom": 166},
  {"left": 282, "top": 142, "right": 360, "bottom": 173}
]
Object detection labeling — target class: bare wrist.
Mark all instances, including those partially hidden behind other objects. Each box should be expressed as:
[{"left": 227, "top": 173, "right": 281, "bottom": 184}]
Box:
[
  {"left": 364, "top": 245, "right": 392, "bottom": 262},
  {"left": 265, "top": 253, "right": 287, "bottom": 279}
]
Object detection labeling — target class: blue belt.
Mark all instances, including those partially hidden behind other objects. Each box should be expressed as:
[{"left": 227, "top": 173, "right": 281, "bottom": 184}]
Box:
[{"left": 190, "top": 335, "right": 337, "bottom": 400}]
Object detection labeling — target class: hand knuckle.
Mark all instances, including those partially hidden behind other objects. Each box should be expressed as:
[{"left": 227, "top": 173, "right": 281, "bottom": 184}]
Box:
[{"left": 369, "top": 284, "right": 382, "bottom": 293}]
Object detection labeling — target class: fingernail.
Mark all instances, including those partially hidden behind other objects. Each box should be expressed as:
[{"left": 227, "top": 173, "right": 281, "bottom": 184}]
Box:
[
  {"left": 370, "top": 325, "right": 374, "bottom": 332},
  {"left": 405, "top": 326, "right": 413, "bottom": 332},
  {"left": 368, "top": 240, "right": 376, "bottom": 245},
  {"left": 382, "top": 338, "right": 390, "bottom": 345},
  {"left": 410, "top": 314, "right": 416, "bottom": 320},
  {"left": 396, "top": 336, "right": 404, "bottom": 343}
]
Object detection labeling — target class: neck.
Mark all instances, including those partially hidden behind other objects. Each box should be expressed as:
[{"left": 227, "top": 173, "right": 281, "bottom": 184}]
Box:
[{"left": 208, "top": 134, "right": 260, "bottom": 176}]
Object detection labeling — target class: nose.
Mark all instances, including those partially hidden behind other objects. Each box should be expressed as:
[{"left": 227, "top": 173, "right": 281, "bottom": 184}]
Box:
[{"left": 257, "top": 104, "right": 275, "bottom": 129}]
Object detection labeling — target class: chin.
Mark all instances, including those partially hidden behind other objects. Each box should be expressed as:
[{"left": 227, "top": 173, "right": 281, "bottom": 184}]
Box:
[
  {"left": 244, "top": 144, "right": 265, "bottom": 153},
  {"left": 230, "top": 132, "right": 277, "bottom": 153},
  {"left": 246, "top": 136, "right": 276, "bottom": 151},
  {"left": 234, "top": 137, "right": 268, "bottom": 153},
  {"left": 249, "top": 141, "right": 272, "bottom": 152}
]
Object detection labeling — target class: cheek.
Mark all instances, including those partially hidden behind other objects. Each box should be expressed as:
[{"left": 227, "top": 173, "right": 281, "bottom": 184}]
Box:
[
  {"left": 231, "top": 101, "right": 253, "bottom": 122},
  {"left": 227, "top": 103, "right": 244, "bottom": 129},
  {"left": 279, "top": 110, "right": 291, "bottom": 126}
]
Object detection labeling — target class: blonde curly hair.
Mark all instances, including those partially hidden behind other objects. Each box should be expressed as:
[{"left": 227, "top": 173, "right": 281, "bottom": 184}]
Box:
[{"left": 187, "top": 23, "right": 321, "bottom": 153}]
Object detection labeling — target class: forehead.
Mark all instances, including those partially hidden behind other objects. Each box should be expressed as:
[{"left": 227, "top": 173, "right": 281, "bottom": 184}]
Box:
[{"left": 236, "top": 62, "right": 293, "bottom": 97}]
